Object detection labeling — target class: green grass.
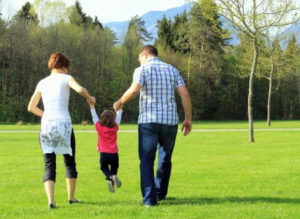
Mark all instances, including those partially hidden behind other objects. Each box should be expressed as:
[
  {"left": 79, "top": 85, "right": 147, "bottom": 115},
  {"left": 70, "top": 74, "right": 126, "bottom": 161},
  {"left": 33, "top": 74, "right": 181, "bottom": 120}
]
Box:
[
  {"left": 1, "top": 122, "right": 300, "bottom": 218},
  {"left": 1, "top": 120, "right": 300, "bottom": 131}
]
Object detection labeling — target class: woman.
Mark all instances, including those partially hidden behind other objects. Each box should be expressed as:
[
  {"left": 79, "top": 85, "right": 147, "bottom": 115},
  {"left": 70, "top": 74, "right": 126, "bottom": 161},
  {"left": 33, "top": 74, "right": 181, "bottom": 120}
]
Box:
[{"left": 28, "top": 52, "right": 95, "bottom": 209}]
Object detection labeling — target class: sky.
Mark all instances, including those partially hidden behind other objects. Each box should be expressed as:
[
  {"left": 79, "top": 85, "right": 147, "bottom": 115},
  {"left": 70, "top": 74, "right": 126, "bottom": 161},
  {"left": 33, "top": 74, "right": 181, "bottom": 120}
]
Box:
[{"left": 1, "top": 0, "right": 187, "bottom": 23}]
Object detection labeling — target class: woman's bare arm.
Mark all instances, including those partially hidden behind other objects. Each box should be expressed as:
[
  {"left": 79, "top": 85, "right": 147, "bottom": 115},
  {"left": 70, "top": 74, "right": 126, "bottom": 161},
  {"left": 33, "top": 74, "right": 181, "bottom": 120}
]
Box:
[
  {"left": 28, "top": 91, "right": 43, "bottom": 117},
  {"left": 68, "top": 76, "right": 96, "bottom": 104}
]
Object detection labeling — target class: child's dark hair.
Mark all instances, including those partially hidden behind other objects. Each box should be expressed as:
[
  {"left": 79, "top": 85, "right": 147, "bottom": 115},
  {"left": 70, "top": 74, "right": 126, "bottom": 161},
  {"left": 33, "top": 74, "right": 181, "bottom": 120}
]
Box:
[{"left": 100, "top": 110, "right": 116, "bottom": 128}]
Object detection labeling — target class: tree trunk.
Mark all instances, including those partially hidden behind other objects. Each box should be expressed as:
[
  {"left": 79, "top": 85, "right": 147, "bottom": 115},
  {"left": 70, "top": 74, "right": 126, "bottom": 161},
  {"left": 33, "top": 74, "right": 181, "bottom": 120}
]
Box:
[
  {"left": 199, "top": 38, "right": 205, "bottom": 74},
  {"left": 248, "top": 38, "right": 258, "bottom": 142},
  {"left": 267, "top": 56, "right": 274, "bottom": 127},
  {"left": 187, "top": 36, "right": 193, "bottom": 88},
  {"left": 290, "top": 102, "right": 293, "bottom": 119}
]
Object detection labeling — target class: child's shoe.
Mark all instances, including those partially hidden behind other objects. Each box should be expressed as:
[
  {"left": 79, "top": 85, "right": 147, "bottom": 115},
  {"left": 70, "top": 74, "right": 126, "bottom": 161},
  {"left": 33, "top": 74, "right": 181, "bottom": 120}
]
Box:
[
  {"left": 108, "top": 179, "right": 115, "bottom": 193},
  {"left": 112, "top": 175, "right": 122, "bottom": 188}
]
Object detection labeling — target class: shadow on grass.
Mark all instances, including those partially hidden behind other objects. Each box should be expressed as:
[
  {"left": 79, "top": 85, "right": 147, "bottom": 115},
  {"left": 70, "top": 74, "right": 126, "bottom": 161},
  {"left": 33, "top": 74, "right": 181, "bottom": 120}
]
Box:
[
  {"left": 82, "top": 196, "right": 300, "bottom": 207},
  {"left": 83, "top": 200, "right": 141, "bottom": 206},
  {"left": 160, "top": 196, "right": 300, "bottom": 205}
]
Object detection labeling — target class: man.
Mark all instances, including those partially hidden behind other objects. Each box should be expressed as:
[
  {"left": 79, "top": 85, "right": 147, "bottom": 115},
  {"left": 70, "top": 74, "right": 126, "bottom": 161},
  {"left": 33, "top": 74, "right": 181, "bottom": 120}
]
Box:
[{"left": 114, "top": 45, "right": 192, "bottom": 207}]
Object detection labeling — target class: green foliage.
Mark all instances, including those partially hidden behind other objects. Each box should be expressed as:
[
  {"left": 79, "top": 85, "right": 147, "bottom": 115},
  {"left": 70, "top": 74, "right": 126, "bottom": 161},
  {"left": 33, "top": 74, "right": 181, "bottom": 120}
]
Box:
[
  {"left": 68, "top": 0, "right": 103, "bottom": 29},
  {"left": 14, "top": 2, "right": 39, "bottom": 25},
  {"left": 0, "top": 1, "right": 300, "bottom": 123},
  {"left": 156, "top": 12, "right": 189, "bottom": 53},
  {"left": 156, "top": 16, "right": 173, "bottom": 49},
  {"left": 127, "top": 15, "right": 152, "bottom": 42}
]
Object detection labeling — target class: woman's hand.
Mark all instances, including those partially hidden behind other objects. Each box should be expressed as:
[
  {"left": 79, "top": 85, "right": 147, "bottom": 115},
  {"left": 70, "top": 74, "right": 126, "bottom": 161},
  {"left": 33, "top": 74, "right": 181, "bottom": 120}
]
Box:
[{"left": 87, "top": 96, "right": 96, "bottom": 105}]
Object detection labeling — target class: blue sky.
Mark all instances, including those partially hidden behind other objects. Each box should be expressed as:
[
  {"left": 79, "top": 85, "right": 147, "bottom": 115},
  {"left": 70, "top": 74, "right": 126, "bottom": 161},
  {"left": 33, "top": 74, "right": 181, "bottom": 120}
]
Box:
[{"left": 1, "top": 0, "right": 187, "bottom": 23}]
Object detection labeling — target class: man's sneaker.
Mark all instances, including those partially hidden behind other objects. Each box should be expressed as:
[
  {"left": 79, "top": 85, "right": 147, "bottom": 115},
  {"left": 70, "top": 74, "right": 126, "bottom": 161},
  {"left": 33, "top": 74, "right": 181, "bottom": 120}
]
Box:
[
  {"left": 108, "top": 180, "right": 115, "bottom": 193},
  {"left": 112, "top": 175, "right": 122, "bottom": 188}
]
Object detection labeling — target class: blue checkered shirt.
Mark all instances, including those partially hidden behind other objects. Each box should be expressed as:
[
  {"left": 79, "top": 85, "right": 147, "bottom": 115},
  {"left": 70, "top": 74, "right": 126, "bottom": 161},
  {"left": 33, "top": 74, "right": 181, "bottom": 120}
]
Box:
[{"left": 133, "top": 57, "right": 185, "bottom": 125}]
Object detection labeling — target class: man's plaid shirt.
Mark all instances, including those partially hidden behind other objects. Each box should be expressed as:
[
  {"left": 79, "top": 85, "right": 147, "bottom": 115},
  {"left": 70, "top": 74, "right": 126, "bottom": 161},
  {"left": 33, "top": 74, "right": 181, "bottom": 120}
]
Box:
[{"left": 133, "top": 57, "right": 185, "bottom": 125}]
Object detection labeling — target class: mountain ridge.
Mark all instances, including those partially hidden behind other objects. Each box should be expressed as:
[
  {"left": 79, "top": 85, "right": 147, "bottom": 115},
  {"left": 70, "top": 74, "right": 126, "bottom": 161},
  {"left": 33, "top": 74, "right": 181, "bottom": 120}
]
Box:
[{"left": 104, "top": 4, "right": 300, "bottom": 47}]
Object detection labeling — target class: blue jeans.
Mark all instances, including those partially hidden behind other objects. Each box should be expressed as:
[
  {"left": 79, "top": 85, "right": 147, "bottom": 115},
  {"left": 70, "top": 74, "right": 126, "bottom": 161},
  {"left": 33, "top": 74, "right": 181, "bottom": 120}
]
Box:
[{"left": 138, "top": 123, "right": 178, "bottom": 205}]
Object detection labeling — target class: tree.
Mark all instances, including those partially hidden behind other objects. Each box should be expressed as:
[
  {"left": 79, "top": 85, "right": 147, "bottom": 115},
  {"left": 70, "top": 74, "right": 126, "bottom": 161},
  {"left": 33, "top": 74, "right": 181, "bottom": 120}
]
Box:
[
  {"left": 265, "top": 36, "right": 283, "bottom": 126},
  {"left": 33, "top": 0, "right": 68, "bottom": 26},
  {"left": 124, "top": 15, "right": 152, "bottom": 73},
  {"left": 281, "top": 35, "right": 300, "bottom": 119},
  {"left": 122, "top": 15, "right": 152, "bottom": 121},
  {"left": 93, "top": 16, "right": 103, "bottom": 30},
  {"left": 15, "top": 2, "right": 39, "bottom": 25},
  {"left": 216, "top": 0, "right": 300, "bottom": 142},
  {"left": 156, "top": 12, "right": 190, "bottom": 53},
  {"left": 188, "top": 0, "right": 229, "bottom": 119},
  {"left": 173, "top": 12, "right": 190, "bottom": 53},
  {"left": 156, "top": 16, "right": 173, "bottom": 49},
  {"left": 68, "top": 0, "right": 102, "bottom": 29}
]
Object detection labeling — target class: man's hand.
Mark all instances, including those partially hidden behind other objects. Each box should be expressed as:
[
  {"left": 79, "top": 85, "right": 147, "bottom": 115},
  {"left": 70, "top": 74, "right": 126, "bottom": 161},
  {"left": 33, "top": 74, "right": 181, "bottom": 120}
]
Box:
[
  {"left": 181, "top": 119, "right": 192, "bottom": 136},
  {"left": 113, "top": 100, "right": 123, "bottom": 112}
]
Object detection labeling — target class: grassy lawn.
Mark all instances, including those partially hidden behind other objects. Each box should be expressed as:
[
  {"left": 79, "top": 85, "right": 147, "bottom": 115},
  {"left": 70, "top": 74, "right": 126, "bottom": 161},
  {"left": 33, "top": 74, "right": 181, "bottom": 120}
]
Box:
[
  {"left": 1, "top": 122, "right": 300, "bottom": 218},
  {"left": 1, "top": 120, "right": 300, "bottom": 131}
]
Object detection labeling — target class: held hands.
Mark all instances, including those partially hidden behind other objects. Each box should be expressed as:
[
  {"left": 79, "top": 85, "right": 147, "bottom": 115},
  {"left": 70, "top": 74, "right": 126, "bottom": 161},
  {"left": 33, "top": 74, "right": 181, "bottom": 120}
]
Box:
[
  {"left": 87, "top": 96, "right": 96, "bottom": 108},
  {"left": 113, "top": 100, "right": 124, "bottom": 112},
  {"left": 181, "top": 119, "right": 192, "bottom": 136}
]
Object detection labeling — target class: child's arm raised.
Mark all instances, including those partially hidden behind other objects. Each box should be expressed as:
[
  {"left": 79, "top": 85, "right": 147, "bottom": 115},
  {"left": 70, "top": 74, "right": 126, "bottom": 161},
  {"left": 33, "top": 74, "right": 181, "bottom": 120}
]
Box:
[
  {"left": 89, "top": 103, "right": 99, "bottom": 125},
  {"left": 115, "top": 110, "right": 123, "bottom": 125}
]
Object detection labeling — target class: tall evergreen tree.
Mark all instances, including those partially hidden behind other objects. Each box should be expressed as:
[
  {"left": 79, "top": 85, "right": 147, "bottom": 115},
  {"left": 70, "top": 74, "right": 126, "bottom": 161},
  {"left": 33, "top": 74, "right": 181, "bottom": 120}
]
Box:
[
  {"left": 69, "top": 0, "right": 102, "bottom": 29},
  {"left": 173, "top": 12, "right": 190, "bottom": 53},
  {"left": 93, "top": 16, "right": 103, "bottom": 30},
  {"left": 188, "top": 0, "right": 228, "bottom": 119},
  {"left": 281, "top": 34, "right": 300, "bottom": 119},
  {"left": 15, "top": 2, "right": 39, "bottom": 25},
  {"left": 156, "top": 16, "right": 173, "bottom": 49}
]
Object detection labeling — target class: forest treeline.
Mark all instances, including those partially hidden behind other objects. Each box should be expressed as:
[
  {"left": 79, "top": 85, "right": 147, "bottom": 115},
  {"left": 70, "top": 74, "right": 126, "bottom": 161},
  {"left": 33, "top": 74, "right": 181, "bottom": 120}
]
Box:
[{"left": 0, "top": 0, "right": 299, "bottom": 124}]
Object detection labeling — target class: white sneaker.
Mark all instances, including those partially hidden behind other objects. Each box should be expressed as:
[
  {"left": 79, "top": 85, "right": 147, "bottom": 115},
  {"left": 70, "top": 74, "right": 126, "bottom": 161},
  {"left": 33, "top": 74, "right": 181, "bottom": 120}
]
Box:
[
  {"left": 107, "top": 180, "right": 115, "bottom": 193},
  {"left": 112, "top": 175, "right": 122, "bottom": 188}
]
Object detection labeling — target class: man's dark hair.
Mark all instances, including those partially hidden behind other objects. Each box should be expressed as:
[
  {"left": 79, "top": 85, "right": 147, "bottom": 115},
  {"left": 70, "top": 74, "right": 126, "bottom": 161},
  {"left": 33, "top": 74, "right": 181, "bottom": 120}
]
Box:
[{"left": 140, "top": 45, "right": 158, "bottom": 57}]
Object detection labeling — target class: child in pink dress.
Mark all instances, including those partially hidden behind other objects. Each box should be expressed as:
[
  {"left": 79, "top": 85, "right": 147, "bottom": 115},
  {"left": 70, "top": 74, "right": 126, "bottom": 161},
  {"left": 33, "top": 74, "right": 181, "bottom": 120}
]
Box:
[{"left": 89, "top": 103, "right": 123, "bottom": 192}]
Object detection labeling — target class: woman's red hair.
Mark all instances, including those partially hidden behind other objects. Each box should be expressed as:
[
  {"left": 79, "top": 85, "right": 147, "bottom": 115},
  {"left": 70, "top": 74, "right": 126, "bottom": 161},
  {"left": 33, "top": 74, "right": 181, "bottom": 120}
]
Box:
[{"left": 48, "top": 52, "right": 70, "bottom": 71}]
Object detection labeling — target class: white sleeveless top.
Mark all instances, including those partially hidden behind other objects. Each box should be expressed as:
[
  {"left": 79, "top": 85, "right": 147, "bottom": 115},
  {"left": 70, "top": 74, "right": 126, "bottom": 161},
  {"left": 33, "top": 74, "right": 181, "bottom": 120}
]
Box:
[
  {"left": 36, "top": 73, "right": 73, "bottom": 155},
  {"left": 36, "top": 73, "right": 72, "bottom": 123}
]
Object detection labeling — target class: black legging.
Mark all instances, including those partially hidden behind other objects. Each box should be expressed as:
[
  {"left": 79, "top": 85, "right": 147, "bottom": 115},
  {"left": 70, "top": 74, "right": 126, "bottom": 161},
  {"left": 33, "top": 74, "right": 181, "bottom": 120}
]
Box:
[{"left": 42, "top": 129, "right": 78, "bottom": 182}]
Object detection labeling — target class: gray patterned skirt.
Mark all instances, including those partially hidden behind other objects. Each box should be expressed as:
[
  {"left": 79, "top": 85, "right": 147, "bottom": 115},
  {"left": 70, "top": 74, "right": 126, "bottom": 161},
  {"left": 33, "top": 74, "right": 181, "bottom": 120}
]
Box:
[{"left": 40, "top": 120, "right": 72, "bottom": 155}]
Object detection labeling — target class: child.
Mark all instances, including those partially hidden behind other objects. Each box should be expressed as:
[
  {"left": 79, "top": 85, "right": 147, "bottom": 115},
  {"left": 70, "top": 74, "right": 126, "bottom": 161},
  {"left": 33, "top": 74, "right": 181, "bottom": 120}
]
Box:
[{"left": 89, "top": 102, "right": 123, "bottom": 193}]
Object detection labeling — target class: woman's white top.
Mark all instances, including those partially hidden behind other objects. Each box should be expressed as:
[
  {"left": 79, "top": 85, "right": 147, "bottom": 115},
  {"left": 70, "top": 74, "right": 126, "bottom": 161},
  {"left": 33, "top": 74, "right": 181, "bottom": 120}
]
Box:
[
  {"left": 36, "top": 73, "right": 72, "bottom": 123},
  {"left": 36, "top": 73, "right": 73, "bottom": 155}
]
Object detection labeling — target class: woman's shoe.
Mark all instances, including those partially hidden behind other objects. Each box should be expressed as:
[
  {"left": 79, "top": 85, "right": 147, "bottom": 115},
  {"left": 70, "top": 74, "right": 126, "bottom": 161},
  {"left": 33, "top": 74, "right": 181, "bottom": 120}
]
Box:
[
  {"left": 68, "top": 199, "right": 82, "bottom": 204},
  {"left": 48, "top": 203, "right": 56, "bottom": 210}
]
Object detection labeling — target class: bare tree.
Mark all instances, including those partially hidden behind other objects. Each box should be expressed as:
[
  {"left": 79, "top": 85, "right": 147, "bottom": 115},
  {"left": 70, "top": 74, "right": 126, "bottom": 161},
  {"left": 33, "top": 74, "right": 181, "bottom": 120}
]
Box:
[
  {"left": 33, "top": 0, "right": 68, "bottom": 26},
  {"left": 264, "top": 31, "right": 282, "bottom": 127},
  {"left": 216, "top": 0, "right": 299, "bottom": 142}
]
